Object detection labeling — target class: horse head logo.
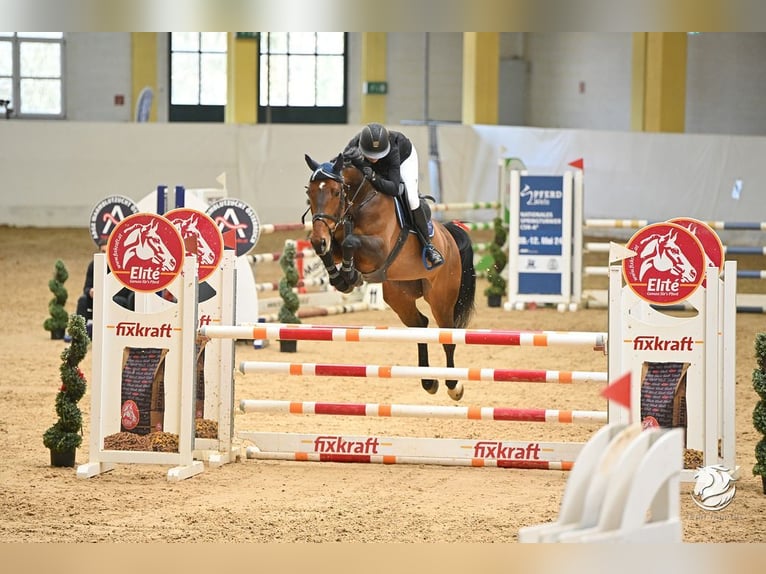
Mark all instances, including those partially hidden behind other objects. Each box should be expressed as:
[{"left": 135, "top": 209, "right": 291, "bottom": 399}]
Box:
[
  {"left": 637, "top": 229, "right": 697, "bottom": 282},
  {"left": 170, "top": 213, "right": 216, "bottom": 265},
  {"left": 121, "top": 220, "right": 177, "bottom": 271},
  {"left": 691, "top": 465, "right": 736, "bottom": 511}
]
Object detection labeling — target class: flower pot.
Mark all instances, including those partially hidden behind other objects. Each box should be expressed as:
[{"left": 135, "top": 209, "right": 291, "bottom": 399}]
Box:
[
  {"left": 50, "top": 328, "right": 66, "bottom": 340},
  {"left": 279, "top": 339, "right": 297, "bottom": 353},
  {"left": 49, "top": 448, "right": 76, "bottom": 467},
  {"left": 487, "top": 294, "right": 502, "bottom": 308}
]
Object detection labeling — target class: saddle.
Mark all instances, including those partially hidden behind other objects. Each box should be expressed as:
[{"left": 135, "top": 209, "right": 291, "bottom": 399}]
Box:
[{"left": 393, "top": 187, "right": 435, "bottom": 237}]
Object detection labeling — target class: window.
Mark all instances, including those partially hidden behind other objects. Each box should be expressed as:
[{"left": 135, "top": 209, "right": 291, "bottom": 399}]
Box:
[
  {"left": 169, "top": 32, "right": 227, "bottom": 122},
  {"left": 259, "top": 32, "right": 347, "bottom": 124},
  {"left": 0, "top": 32, "right": 64, "bottom": 118}
]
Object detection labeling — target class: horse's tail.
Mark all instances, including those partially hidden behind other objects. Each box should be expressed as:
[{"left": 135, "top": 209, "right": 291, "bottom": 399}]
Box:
[{"left": 444, "top": 221, "right": 476, "bottom": 329}]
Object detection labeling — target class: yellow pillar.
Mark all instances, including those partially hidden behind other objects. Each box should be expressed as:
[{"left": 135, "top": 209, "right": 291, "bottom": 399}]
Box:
[
  {"left": 131, "top": 33, "right": 157, "bottom": 122},
  {"left": 632, "top": 32, "right": 687, "bottom": 132},
  {"left": 360, "top": 33, "right": 387, "bottom": 124},
  {"left": 226, "top": 33, "right": 258, "bottom": 124},
  {"left": 462, "top": 33, "right": 499, "bottom": 125}
]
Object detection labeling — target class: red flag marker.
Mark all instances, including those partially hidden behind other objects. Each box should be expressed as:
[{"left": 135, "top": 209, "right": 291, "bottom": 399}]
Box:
[
  {"left": 601, "top": 371, "right": 631, "bottom": 410},
  {"left": 568, "top": 158, "right": 584, "bottom": 170},
  {"left": 223, "top": 229, "right": 237, "bottom": 251}
]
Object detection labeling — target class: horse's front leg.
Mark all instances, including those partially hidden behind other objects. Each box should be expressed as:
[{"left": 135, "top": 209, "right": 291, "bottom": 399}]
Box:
[
  {"left": 319, "top": 237, "right": 358, "bottom": 294},
  {"left": 339, "top": 234, "right": 363, "bottom": 288}
]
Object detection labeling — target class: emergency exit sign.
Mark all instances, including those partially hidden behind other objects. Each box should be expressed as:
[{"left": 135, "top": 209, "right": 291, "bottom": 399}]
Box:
[{"left": 363, "top": 81, "right": 388, "bottom": 95}]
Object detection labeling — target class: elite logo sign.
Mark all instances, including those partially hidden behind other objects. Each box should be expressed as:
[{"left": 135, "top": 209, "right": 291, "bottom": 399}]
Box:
[
  {"left": 107, "top": 213, "right": 185, "bottom": 293},
  {"left": 165, "top": 208, "right": 224, "bottom": 282},
  {"left": 622, "top": 222, "right": 706, "bottom": 305},
  {"left": 89, "top": 195, "right": 139, "bottom": 245},
  {"left": 206, "top": 198, "right": 261, "bottom": 256}
]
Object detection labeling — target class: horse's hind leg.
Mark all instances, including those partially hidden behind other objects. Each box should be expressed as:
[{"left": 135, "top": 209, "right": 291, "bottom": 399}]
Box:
[
  {"left": 382, "top": 282, "right": 437, "bottom": 394},
  {"left": 441, "top": 342, "right": 463, "bottom": 401},
  {"left": 417, "top": 339, "right": 438, "bottom": 395}
]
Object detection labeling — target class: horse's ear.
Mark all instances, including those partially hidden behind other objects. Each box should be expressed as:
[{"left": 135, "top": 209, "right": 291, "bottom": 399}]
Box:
[
  {"left": 332, "top": 153, "right": 344, "bottom": 174},
  {"left": 305, "top": 154, "right": 320, "bottom": 171}
]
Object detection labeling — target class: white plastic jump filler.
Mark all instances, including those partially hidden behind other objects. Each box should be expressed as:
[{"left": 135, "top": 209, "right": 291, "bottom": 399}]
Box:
[{"left": 518, "top": 423, "right": 684, "bottom": 543}]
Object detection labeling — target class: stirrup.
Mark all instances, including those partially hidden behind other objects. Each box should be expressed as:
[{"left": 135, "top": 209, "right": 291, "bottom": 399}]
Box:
[{"left": 422, "top": 245, "right": 444, "bottom": 270}]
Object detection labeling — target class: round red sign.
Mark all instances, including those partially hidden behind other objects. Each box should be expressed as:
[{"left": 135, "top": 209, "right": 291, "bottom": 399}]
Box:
[
  {"left": 641, "top": 416, "right": 660, "bottom": 430},
  {"left": 121, "top": 399, "right": 139, "bottom": 430},
  {"left": 165, "top": 208, "right": 224, "bottom": 282},
  {"left": 668, "top": 217, "right": 724, "bottom": 285},
  {"left": 622, "top": 222, "right": 706, "bottom": 305},
  {"left": 107, "top": 213, "right": 185, "bottom": 293}
]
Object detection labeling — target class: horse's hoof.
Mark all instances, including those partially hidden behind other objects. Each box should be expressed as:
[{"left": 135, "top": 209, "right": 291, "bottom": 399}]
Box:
[
  {"left": 421, "top": 379, "right": 439, "bottom": 394},
  {"left": 446, "top": 381, "right": 464, "bottom": 402}
]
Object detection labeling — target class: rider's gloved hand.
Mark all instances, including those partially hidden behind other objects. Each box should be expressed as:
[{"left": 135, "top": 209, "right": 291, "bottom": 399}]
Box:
[
  {"left": 343, "top": 147, "right": 363, "bottom": 163},
  {"left": 362, "top": 166, "right": 376, "bottom": 182}
]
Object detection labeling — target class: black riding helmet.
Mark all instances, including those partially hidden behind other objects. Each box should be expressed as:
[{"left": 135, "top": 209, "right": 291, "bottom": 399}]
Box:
[{"left": 359, "top": 123, "right": 391, "bottom": 160}]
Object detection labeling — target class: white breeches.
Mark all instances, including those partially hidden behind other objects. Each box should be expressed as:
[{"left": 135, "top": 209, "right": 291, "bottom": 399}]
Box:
[{"left": 400, "top": 146, "right": 420, "bottom": 210}]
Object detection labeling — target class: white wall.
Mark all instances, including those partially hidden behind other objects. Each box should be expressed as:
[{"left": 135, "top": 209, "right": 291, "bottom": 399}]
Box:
[
  {"left": 686, "top": 33, "right": 766, "bottom": 135},
  {"left": 3, "top": 122, "right": 766, "bottom": 249},
  {"left": 6, "top": 33, "right": 766, "bottom": 247},
  {"left": 65, "top": 33, "right": 132, "bottom": 121},
  {"left": 524, "top": 33, "right": 633, "bottom": 131},
  {"left": 56, "top": 33, "right": 766, "bottom": 136}
]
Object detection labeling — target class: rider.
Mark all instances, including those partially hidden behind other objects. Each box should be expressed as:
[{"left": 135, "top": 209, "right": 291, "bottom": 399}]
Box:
[{"left": 343, "top": 123, "right": 444, "bottom": 269}]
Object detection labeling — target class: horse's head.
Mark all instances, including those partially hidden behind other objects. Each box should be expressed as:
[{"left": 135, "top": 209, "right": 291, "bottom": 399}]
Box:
[
  {"left": 638, "top": 230, "right": 697, "bottom": 282},
  {"left": 304, "top": 153, "right": 345, "bottom": 256},
  {"left": 144, "top": 221, "right": 178, "bottom": 271}
]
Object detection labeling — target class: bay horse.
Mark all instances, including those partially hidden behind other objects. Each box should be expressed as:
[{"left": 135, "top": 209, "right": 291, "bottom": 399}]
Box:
[{"left": 303, "top": 153, "right": 476, "bottom": 401}]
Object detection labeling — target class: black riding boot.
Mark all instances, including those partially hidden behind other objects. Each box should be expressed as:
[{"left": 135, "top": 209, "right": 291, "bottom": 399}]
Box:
[{"left": 411, "top": 206, "right": 444, "bottom": 269}]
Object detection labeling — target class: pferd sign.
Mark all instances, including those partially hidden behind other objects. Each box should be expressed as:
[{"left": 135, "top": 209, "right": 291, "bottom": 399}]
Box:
[{"left": 622, "top": 222, "right": 706, "bottom": 305}]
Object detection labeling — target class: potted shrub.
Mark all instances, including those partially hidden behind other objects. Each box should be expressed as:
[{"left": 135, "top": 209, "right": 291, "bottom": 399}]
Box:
[
  {"left": 484, "top": 216, "right": 507, "bottom": 307},
  {"left": 43, "top": 259, "right": 69, "bottom": 339},
  {"left": 753, "top": 332, "right": 766, "bottom": 494},
  {"left": 43, "top": 314, "right": 89, "bottom": 467},
  {"left": 277, "top": 241, "right": 301, "bottom": 352}
]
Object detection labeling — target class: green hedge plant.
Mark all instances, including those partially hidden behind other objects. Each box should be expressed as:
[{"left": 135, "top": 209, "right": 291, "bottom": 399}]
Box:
[
  {"left": 484, "top": 216, "right": 508, "bottom": 301},
  {"left": 43, "top": 259, "right": 69, "bottom": 338},
  {"left": 43, "top": 314, "right": 89, "bottom": 453},
  {"left": 753, "top": 333, "right": 766, "bottom": 480}
]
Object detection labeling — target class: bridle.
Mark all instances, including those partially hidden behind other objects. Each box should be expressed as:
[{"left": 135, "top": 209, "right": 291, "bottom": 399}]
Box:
[{"left": 302, "top": 163, "right": 376, "bottom": 236}]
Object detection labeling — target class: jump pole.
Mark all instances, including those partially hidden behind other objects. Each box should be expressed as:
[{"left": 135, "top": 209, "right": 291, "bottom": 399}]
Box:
[
  {"left": 240, "top": 433, "right": 581, "bottom": 470},
  {"left": 228, "top": 324, "right": 607, "bottom": 471},
  {"left": 240, "top": 399, "right": 607, "bottom": 424},
  {"left": 202, "top": 324, "right": 607, "bottom": 350},
  {"left": 238, "top": 361, "right": 606, "bottom": 384}
]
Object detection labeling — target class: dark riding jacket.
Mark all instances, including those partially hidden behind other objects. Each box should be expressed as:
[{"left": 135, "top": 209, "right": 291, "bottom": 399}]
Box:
[
  {"left": 344, "top": 130, "right": 412, "bottom": 198},
  {"left": 75, "top": 260, "right": 96, "bottom": 320}
]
